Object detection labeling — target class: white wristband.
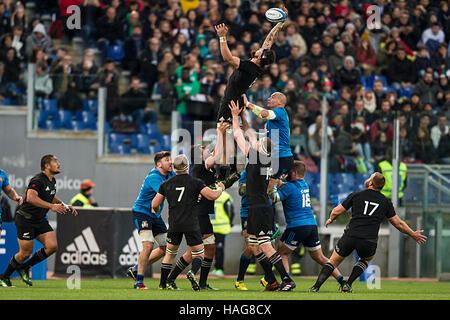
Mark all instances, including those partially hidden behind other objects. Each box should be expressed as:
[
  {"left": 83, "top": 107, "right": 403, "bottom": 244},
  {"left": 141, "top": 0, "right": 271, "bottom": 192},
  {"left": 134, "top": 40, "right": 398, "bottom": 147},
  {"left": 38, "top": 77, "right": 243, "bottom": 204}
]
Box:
[{"left": 217, "top": 187, "right": 223, "bottom": 193}]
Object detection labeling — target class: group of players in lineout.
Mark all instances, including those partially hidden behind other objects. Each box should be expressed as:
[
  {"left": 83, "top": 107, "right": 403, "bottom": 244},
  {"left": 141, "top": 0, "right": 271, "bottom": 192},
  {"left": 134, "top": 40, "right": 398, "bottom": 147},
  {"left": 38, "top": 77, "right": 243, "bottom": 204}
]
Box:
[{"left": 0, "top": 7, "right": 427, "bottom": 292}]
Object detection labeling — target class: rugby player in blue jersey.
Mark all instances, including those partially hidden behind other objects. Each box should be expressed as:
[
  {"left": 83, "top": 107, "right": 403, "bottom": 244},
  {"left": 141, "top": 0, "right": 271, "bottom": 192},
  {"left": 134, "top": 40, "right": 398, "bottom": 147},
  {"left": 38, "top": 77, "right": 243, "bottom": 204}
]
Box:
[
  {"left": 269, "top": 160, "right": 346, "bottom": 290},
  {"left": 243, "top": 93, "right": 294, "bottom": 194},
  {"left": 127, "top": 151, "right": 175, "bottom": 290}
]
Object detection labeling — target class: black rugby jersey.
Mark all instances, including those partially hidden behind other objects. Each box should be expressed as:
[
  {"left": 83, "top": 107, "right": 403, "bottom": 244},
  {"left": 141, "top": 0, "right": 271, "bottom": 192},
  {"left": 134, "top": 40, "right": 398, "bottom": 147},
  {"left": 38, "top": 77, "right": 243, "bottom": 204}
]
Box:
[
  {"left": 191, "top": 163, "right": 216, "bottom": 216},
  {"left": 245, "top": 147, "right": 272, "bottom": 208},
  {"left": 158, "top": 174, "right": 206, "bottom": 232},
  {"left": 341, "top": 189, "right": 396, "bottom": 239},
  {"left": 18, "top": 172, "right": 57, "bottom": 222},
  {"left": 224, "top": 59, "right": 263, "bottom": 99}
]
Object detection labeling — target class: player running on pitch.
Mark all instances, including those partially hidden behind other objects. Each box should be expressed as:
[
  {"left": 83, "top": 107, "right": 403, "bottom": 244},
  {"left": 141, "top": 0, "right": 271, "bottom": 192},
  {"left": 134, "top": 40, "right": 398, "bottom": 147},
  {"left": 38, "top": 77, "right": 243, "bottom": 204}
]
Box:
[
  {"left": 152, "top": 154, "right": 225, "bottom": 291},
  {"left": 0, "top": 155, "right": 78, "bottom": 287},
  {"left": 309, "top": 172, "right": 427, "bottom": 293},
  {"left": 269, "top": 160, "right": 346, "bottom": 289},
  {"left": 229, "top": 99, "right": 294, "bottom": 291}
]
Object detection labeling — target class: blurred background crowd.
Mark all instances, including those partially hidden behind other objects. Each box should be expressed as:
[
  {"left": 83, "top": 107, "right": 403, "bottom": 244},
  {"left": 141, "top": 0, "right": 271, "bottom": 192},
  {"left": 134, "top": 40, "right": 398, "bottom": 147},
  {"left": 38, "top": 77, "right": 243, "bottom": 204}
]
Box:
[{"left": 0, "top": 0, "right": 449, "bottom": 169}]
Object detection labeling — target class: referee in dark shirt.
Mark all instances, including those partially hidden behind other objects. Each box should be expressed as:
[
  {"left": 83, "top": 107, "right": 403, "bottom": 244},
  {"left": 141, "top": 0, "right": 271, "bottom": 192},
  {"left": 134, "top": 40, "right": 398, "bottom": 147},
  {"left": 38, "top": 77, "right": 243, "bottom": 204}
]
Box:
[
  {"left": 310, "top": 172, "right": 427, "bottom": 293},
  {"left": 0, "top": 155, "right": 77, "bottom": 287}
]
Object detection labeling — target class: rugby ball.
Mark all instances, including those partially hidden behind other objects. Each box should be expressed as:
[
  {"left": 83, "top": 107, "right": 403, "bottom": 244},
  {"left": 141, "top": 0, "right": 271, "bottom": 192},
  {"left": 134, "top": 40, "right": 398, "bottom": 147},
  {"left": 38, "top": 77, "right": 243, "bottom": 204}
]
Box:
[{"left": 265, "top": 8, "right": 286, "bottom": 23}]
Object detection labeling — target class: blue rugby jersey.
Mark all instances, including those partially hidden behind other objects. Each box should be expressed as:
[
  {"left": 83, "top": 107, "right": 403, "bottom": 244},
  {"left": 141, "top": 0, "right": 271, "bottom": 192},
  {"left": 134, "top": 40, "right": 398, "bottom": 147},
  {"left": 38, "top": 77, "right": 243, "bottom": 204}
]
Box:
[
  {"left": 265, "top": 107, "right": 292, "bottom": 158},
  {"left": 132, "top": 168, "right": 175, "bottom": 218},
  {"left": 277, "top": 179, "right": 317, "bottom": 228}
]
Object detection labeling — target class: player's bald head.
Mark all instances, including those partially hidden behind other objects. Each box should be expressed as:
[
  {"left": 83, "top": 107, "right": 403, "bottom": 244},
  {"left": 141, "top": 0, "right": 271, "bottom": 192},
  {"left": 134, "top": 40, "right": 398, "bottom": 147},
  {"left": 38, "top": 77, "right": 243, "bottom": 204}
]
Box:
[
  {"left": 269, "top": 92, "right": 287, "bottom": 107},
  {"left": 173, "top": 154, "right": 189, "bottom": 173}
]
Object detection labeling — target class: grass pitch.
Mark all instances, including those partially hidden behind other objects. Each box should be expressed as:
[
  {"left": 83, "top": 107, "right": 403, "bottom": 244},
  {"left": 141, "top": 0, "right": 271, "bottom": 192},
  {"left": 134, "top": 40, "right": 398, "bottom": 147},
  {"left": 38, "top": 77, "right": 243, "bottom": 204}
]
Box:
[{"left": 1, "top": 276, "right": 449, "bottom": 300}]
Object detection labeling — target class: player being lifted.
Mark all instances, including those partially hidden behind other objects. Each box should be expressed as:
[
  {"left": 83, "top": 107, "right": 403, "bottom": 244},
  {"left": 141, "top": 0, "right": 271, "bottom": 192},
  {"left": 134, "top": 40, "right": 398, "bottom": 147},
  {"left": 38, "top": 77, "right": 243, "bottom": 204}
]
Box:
[
  {"left": 152, "top": 154, "right": 225, "bottom": 291},
  {"left": 162, "top": 122, "right": 233, "bottom": 290},
  {"left": 309, "top": 172, "right": 427, "bottom": 293},
  {"left": 214, "top": 6, "right": 287, "bottom": 175},
  {"left": 269, "top": 160, "right": 346, "bottom": 289},
  {"left": 229, "top": 99, "right": 295, "bottom": 291}
]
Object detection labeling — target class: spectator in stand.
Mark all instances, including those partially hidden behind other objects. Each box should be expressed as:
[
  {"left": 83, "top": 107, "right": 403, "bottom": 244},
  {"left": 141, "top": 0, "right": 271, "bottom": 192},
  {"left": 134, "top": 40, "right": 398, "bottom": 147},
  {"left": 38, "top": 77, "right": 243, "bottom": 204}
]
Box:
[
  {"left": 413, "top": 126, "right": 437, "bottom": 164},
  {"left": 321, "top": 32, "right": 335, "bottom": 58},
  {"left": 332, "top": 128, "right": 359, "bottom": 173},
  {"left": 76, "top": 48, "right": 98, "bottom": 74},
  {"left": 304, "top": 42, "right": 325, "bottom": 71},
  {"left": 96, "top": 6, "right": 123, "bottom": 63},
  {"left": 350, "top": 98, "right": 374, "bottom": 127},
  {"left": 328, "top": 41, "right": 345, "bottom": 77},
  {"left": 356, "top": 32, "right": 377, "bottom": 76},
  {"left": 372, "top": 131, "right": 389, "bottom": 164},
  {"left": 308, "top": 125, "right": 331, "bottom": 166},
  {"left": 139, "top": 37, "right": 161, "bottom": 95},
  {"left": 363, "top": 89, "right": 377, "bottom": 117},
  {"left": 431, "top": 43, "right": 450, "bottom": 73},
  {"left": 79, "top": 0, "right": 102, "bottom": 49},
  {"left": 120, "top": 76, "right": 149, "bottom": 125},
  {"left": 25, "top": 23, "right": 52, "bottom": 59},
  {"left": 399, "top": 125, "right": 415, "bottom": 162},
  {"left": 371, "top": 116, "right": 394, "bottom": 143},
  {"left": 284, "top": 21, "right": 307, "bottom": 57},
  {"left": 11, "top": 26, "right": 25, "bottom": 61},
  {"left": 334, "top": 56, "right": 361, "bottom": 90},
  {"left": 415, "top": 45, "right": 432, "bottom": 78},
  {"left": 412, "top": 72, "right": 442, "bottom": 107},
  {"left": 376, "top": 40, "right": 397, "bottom": 76},
  {"left": 49, "top": 47, "right": 68, "bottom": 73},
  {"left": 302, "top": 15, "right": 321, "bottom": 49},
  {"left": 431, "top": 113, "right": 449, "bottom": 150},
  {"left": 74, "top": 59, "right": 99, "bottom": 100},
  {"left": 2, "top": 47, "right": 22, "bottom": 104},
  {"left": 175, "top": 66, "right": 200, "bottom": 120},
  {"left": 256, "top": 74, "right": 276, "bottom": 107},
  {"left": 96, "top": 58, "right": 120, "bottom": 121},
  {"left": 375, "top": 99, "right": 394, "bottom": 122},
  {"left": 35, "top": 62, "right": 53, "bottom": 99},
  {"left": 340, "top": 31, "right": 356, "bottom": 58},
  {"left": 51, "top": 54, "right": 73, "bottom": 101},
  {"left": 386, "top": 47, "right": 417, "bottom": 92},
  {"left": 123, "top": 24, "right": 145, "bottom": 76},
  {"left": 421, "top": 22, "right": 445, "bottom": 55},
  {"left": 273, "top": 31, "right": 291, "bottom": 62},
  {"left": 122, "top": 10, "right": 141, "bottom": 40},
  {"left": 0, "top": 2, "right": 11, "bottom": 35}
]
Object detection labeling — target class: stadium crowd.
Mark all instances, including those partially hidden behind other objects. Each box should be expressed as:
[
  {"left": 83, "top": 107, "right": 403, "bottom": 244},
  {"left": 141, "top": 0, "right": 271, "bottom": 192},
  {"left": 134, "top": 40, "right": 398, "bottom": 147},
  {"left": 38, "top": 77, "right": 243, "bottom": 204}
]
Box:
[{"left": 0, "top": 0, "right": 449, "bottom": 168}]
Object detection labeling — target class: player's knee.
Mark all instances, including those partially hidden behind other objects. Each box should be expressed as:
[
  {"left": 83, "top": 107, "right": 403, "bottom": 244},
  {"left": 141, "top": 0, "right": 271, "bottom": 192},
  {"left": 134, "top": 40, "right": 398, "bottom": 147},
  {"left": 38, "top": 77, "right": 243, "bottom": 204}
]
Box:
[
  {"left": 18, "top": 248, "right": 33, "bottom": 260},
  {"left": 46, "top": 242, "right": 58, "bottom": 255}
]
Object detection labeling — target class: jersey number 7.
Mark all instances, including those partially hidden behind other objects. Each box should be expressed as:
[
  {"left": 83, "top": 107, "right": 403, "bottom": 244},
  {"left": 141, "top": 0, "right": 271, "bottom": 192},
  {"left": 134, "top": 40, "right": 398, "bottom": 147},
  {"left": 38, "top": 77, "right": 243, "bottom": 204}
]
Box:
[
  {"left": 176, "top": 187, "right": 185, "bottom": 202},
  {"left": 363, "top": 201, "right": 379, "bottom": 216}
]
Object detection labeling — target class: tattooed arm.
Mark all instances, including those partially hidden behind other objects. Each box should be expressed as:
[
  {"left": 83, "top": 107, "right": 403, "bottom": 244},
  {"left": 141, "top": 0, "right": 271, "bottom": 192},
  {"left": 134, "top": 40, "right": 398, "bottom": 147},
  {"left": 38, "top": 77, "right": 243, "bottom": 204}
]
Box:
[{"left": 261, "top": 6, "right": 288, "bottom": 50}]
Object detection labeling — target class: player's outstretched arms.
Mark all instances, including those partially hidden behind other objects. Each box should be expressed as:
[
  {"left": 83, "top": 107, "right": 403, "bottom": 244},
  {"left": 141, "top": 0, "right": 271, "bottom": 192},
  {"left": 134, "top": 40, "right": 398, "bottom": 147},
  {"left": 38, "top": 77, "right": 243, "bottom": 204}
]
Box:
[
  {"left": 201, "top": 182, "right": 225, "bottom": 201},
  {"left": 261, "top": 6, "right": 288, "bottom": 50},
  {"left": 388, "top": 215, "right": 427, "bottom": 244},
  {"left": 215, "top": 23, "right": 240, "bottom": 69},
  {"left": 206, "top": 121, "right": 230, "bottom": 169},
  {"left": 242, "top": 94, "right": 275, "bottom": 120},
  {"left": 229, "top": 100, "right": 250, "bottom": 156}
]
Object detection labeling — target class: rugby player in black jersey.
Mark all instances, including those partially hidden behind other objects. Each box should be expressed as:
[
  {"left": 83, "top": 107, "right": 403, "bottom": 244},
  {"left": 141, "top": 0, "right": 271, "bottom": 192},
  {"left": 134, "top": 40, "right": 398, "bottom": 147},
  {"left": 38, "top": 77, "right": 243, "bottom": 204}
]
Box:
[
  {"left": 152, "top": 154, "right": 225, "bottom": 291},
  {"left": 214, "top": 6, "right": 287, "bottom": 175},
  {"left": 229, "top": 99, "right": 295, "bottom": 292},
  {"left": 309, "top": 172, "right": 427, "bottom": 293},
  {"left": 163, "top": 122, "right": 231, "bottom": 290},
  {"left": 0, "top": 155, "right": 77, "bottom": 287}
]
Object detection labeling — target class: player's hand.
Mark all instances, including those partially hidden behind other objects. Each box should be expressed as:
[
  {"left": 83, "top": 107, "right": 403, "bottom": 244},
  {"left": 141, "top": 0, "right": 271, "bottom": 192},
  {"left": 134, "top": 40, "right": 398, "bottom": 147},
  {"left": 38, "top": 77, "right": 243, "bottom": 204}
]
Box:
[
  {"left": 217, "top": 120, "right": 230, "bottom": 134},
  {"left": 241, "top": 94, "right": 248, "bottom": 109},
  {"left": 214, "top": 23, "right": 228, "bottom": 37},
  {"left": 281, "top": 6, "right": 288, "bottom": 19},
  {"left": 197, "top": 194, "right": 202, "bottom": 202},
  {"left": 51, "top": 203, "right": 67, "bottom": 214},
  {"left": 68, "top": 206, "right": 78, "bottom": 216},
  {"left": 217, "top": 182, "right": 226, "bottom": 191},
  {"left": 412, "top": 230, "right": 427, "bottom": 244},
  {"left": 16, "top": 196, "right": 23, "bottom": 206},
  {"left": 325, "top": 218, "right": 333, "bottom": 228},
  {"left": 228, "top": 100, "right": 242, "bottom": 117}
]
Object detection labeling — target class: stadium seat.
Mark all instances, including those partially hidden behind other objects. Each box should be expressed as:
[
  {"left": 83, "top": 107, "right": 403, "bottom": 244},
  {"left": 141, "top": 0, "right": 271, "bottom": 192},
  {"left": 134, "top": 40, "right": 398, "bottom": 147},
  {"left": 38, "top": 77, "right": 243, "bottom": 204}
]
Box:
[
  {"left": 149, "top": 145, "right": 162, "bottom": 154},
  {"left": 111, "top": 143, "right": 131, "bottom": 155},
  {"left": 45, "top": 117, "right": 61, "bottom": 130},
  {"left": 83, "top": 99, "right": 98, "bottom": 114},
  {"left": 367, "top": 75, "right": 388, "bottom": 88},
  {"left": 41, "top": 99, "right": 58, "bottom": 115},
  {"left": 139, "top": 123, "right": 161, "bottom": 139},
  {"left": 80, "top": 110, "right": 96, "bottom": 130},
  {"left": 334, "top": 173, "right": 355, "bottom": 186},
  {"left": 0, "top": 98, "right": 11, "bottom": 106},
  {"left": 398, "top": 86, "right": 413, "bottom": 99},
  {"left": 107, "top": 45, "right": 125, "bottom": 61},
  {"left": 135, "top": 133, "right": 150, "bottom": 153},
  {"left": 37, "top": 109, "right": 49, "bottom": 128},
  {"left": 360, "top": 75, "right": 366, "bottom": 87},
  {"left": 109, "top": 133, "right": 127, "bottom": 147},
  {"left": 59, "top": 110, "right": 74, "bottom": 129},
  {"left": 70, "top": 120, "right": 85, "bottom": 131},
  {"left": 159, "top": 134, "right": 171, "bottom": 150}
]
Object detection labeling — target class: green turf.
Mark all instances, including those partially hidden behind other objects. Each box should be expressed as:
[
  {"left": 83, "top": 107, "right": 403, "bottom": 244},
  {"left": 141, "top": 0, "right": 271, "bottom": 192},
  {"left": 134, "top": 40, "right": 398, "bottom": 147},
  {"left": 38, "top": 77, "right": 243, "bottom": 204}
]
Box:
[{"left": 1, "top": 277, "right": 449, "bottom": 300}]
